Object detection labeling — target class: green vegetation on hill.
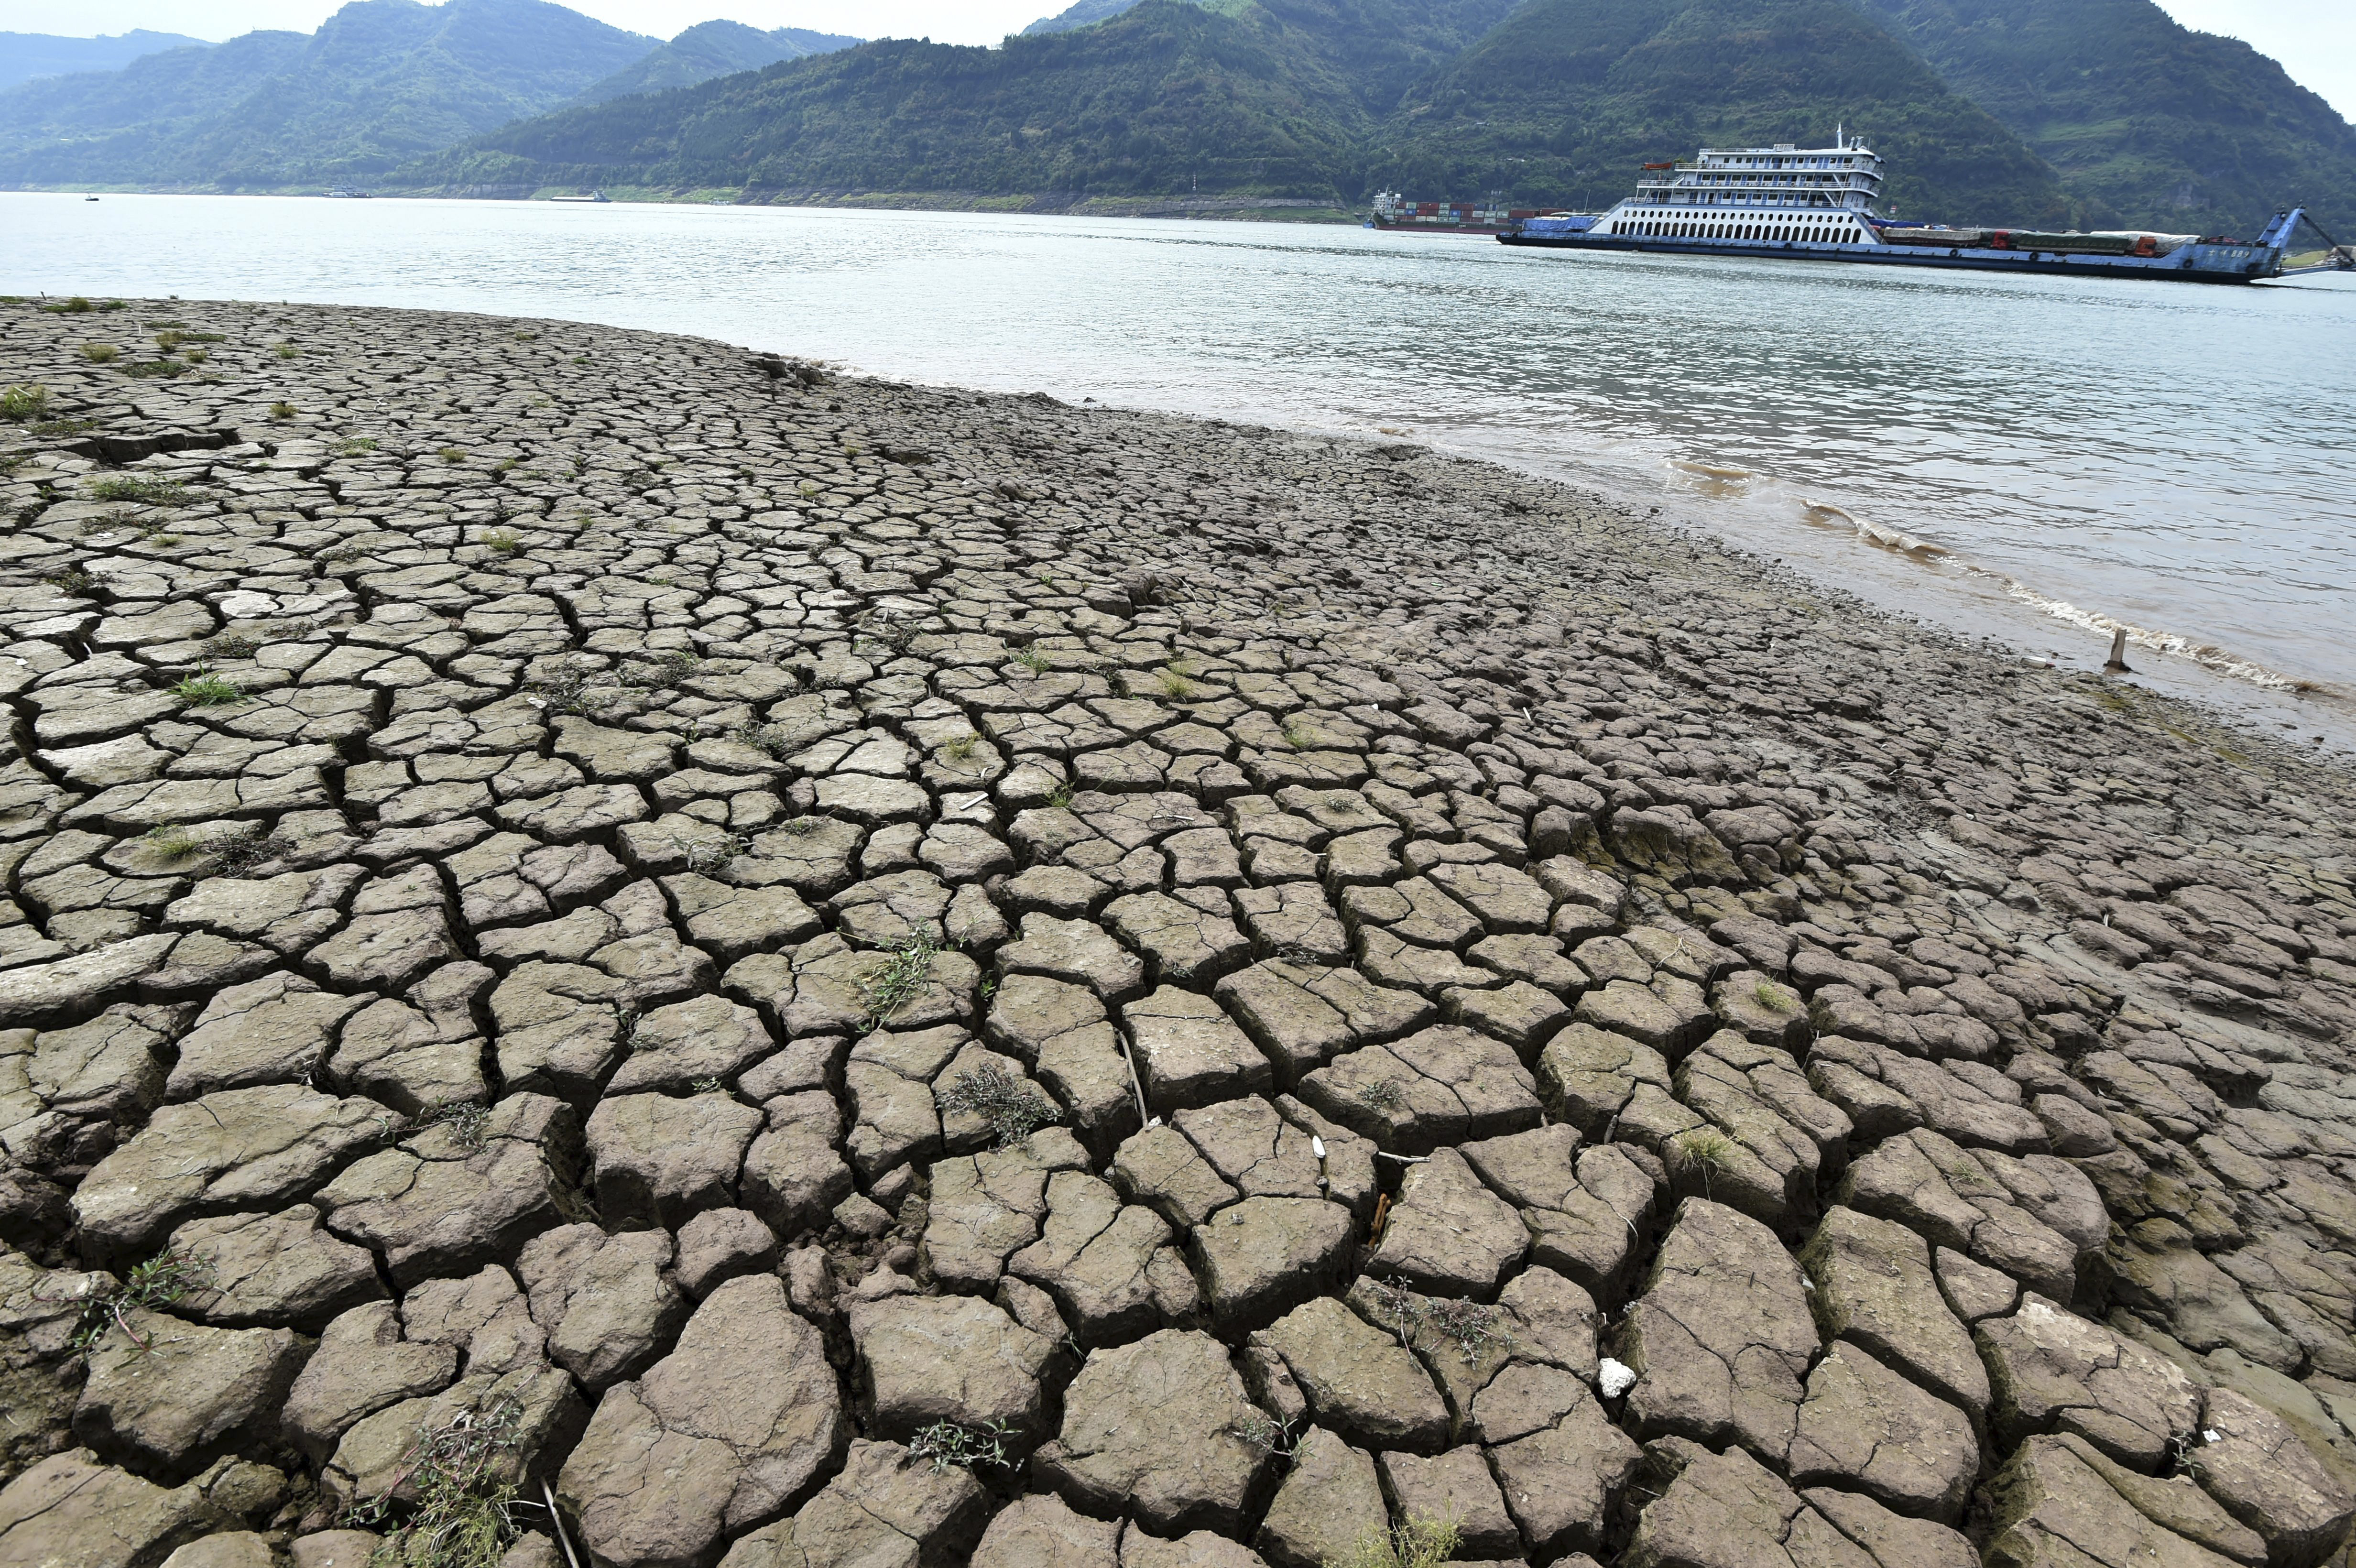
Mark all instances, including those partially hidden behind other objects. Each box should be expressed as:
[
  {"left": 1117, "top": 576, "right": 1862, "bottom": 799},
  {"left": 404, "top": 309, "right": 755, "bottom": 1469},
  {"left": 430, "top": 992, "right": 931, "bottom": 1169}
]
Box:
[
  {"left": 0, "top": 0, "right": 655, "bottom": 188},
  {"left": 1847, "top": 0, "right": 2356, "bottom": 235},
  {"left": 0, "top": 30, "right": 211, "bottom": 92},
  {"left": 411, "top": 0, "right": 1391, "bottom": 200},
  {"left": 1370, "top": 0, "right": 2070, "bottom": 224},
  {"left": 0, "top": 0, "right": 2345, "bottom": 235},
  {"left": 1024, "top": 0, "right": 1175, "bottom": 37},
  {"left": 570, "top": 19, "right": 861, "bottom": 106}
]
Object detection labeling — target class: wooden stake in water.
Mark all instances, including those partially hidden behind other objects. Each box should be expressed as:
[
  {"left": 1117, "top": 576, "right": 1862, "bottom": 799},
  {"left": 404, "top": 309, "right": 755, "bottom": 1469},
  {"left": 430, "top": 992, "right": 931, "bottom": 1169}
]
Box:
[{"left": 2103, "top": 628, "right": 2131, "bottom": 674}]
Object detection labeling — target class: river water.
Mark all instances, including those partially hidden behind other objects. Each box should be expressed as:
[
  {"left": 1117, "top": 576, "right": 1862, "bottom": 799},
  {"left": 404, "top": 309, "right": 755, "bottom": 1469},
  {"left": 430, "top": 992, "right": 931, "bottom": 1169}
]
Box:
[{"left": 6, "top": 192, "right": 2354, "bottom": 744}]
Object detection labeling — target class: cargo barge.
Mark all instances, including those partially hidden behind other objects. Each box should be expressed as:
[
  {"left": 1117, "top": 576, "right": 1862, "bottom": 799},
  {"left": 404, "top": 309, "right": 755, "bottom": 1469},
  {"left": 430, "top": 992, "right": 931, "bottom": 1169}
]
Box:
[
  {"left": 1498, "top": 135, "right": 2345, "bottom": 284},
  {"left": 1368, "top": 192, "right": 1543, "bottom": 235}
]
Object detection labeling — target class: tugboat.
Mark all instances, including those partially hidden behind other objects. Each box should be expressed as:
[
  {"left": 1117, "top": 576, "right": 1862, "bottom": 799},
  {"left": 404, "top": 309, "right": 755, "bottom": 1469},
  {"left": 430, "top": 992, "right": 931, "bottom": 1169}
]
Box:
[{"left": 1501, "top": 132, "right": 2329, "bottom": 284}]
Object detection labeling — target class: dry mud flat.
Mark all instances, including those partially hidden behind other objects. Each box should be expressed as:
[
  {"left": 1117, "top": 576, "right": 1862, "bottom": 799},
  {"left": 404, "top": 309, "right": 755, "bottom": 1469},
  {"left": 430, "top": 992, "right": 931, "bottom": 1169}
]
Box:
[{"left": 0, "top": 299, "right": 2354, "bottom": 1568}]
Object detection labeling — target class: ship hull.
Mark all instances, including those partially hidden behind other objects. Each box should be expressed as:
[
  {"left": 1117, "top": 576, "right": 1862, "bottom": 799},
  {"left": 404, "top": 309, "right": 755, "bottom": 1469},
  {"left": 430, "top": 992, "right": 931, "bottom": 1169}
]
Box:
[
  {"left": 1497, "top": 230, "right": 2275, "bottom": 283},
  {"left": 1370, "top": 218, "right": 1520, "bottom": 236}
]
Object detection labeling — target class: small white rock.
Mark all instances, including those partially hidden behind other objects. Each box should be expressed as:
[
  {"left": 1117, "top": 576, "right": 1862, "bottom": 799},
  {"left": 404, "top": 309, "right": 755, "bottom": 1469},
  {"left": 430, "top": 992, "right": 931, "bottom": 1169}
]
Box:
[
  {"left": 1597, "top": 1357, "right": 1637, "bottom": 1399},
  {"left": 1311, "top": 1136, "right": 1327, "bottom": 1160}
]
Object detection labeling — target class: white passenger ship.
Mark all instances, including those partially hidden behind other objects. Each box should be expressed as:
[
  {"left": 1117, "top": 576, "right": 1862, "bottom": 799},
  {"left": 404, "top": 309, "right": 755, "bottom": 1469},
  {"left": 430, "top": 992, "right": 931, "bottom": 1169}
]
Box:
[
  {"left": 1589, "top": 131, "right": 1883, "bottom": 247},
  {"left": 1501, "top": 132, "right": 2323, "bottom": 284}
]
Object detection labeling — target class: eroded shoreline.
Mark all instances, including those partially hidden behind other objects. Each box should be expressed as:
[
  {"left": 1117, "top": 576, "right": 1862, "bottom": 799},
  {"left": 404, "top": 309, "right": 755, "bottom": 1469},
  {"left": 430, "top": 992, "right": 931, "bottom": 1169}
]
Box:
[{"left": 1, "top": 299, "right": 2355, "bottom": 1568}]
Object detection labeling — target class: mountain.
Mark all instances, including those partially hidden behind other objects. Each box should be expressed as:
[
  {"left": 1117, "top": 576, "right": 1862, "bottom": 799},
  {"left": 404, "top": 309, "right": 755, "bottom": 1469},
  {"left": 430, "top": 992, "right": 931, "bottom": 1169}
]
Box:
[
  {"left": 404, "top": 0, "right": 1515, "bottom": 202},
  {"left": 1847, "top": 0, "right": 2356, "bottom": 237},
  {"left": 1369, "top": 0, "right": 2071, "bottom": 224},
  {"left": 0, "top": 0, "right": 657, "bottom": 189},
  {"left": 571, "top": 19, "right": 862, "bottom": 106},
  {"left": 1024, "top": 0, "right": 1169, "bottom": 35},
  {"left": 0, "top": 30, "right": 210, "bottom": 92}
]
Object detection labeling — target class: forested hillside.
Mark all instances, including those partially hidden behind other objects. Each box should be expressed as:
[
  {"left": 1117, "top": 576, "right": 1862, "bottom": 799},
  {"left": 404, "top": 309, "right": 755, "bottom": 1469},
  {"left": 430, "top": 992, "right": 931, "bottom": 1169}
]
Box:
[
  {"left": 1367, "top": 0, "right": 2070, "bottom": 223},
  {"left": 570, "top": 19, "right": 861, "bottom": 107},
  {"left": 0, "top": 0, "right": 655, "bottom": 188},
  {"left": 0, "top": 0, "right": 2345, "bottom": 234},
  {"left": 1850, "top": 0, "right": 2356, "bottom": 236},
  {"left": 409, "top": 0, "right": 1507, "bottom": 202}
]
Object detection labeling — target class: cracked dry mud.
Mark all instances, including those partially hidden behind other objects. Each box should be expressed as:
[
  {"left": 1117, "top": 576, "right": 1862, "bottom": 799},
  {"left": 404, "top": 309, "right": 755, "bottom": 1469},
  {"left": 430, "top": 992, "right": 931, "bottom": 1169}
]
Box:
[{"left": 1, "top": 297, "right": 2355, "bottom": 1568}]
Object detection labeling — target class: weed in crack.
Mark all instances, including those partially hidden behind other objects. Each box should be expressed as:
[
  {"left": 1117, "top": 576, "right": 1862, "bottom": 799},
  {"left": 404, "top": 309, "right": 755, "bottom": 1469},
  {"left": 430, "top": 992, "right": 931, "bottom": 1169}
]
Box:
[
  {"left": 69, "top": 1246, "right": 215, "bottom": 1354},
  {"left": 1227, "top": 1408, "right": 1299, "bottom": 1460},
  {"left": 429, "top": 1102, "right": 491, "bottom": 1152},
  {"left": 342, "top": 1394, "right": 528, "bottom": 1568},
  {"left": 858, "top": 924, "right": 940, "bottom": 1031},
  {"left": 171, "top": 671, "right": 243, "bottom": 707},
  {"left": 1355, "top": 1078, "right": 1403, "bottom": 1111},
  {"left": 1668, "top": 1126, "right": 1738, "bottom": 1200},
  {"left": 905, "top": 1419, "right": 1014, "bottom": 1475},
  {"left": 1328, "top": 1512, "right": 1462, "bottom": 1568},
  {"left": 935, "top": 1062, "right": 1057, "bottom": 1147},
  {"left": 86, "top": 475, "right": 188, "bottom": 507},
  {"left": 679, "top": 833, "right": 748, "bottom": 876}
]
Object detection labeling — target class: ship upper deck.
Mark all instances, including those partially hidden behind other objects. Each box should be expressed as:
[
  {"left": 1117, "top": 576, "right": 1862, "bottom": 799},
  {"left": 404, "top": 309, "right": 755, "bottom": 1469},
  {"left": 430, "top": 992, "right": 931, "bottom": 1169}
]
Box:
[{"left": 1631, "top": 138, "right": 1883, "bottom": 214}]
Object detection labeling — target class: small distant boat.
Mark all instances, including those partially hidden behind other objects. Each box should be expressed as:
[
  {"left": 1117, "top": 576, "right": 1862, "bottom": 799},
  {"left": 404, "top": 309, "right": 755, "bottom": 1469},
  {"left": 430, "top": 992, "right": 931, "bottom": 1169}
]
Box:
[
  {"left": 322, "top": 186, "right": 372, "bottom": 199},
  {"left": 84, "top": 196, "right": 98, "bottom": 202},
  {"left": 550, "top": 190, "right": 611, "bottom": 204}
]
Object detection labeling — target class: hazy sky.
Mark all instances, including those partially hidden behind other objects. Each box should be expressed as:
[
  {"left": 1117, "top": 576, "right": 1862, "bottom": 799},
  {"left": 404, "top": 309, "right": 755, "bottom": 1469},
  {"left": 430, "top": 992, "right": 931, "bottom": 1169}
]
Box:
[{"left": 2, "top": 0, "right": 2350, "bottom": 120}]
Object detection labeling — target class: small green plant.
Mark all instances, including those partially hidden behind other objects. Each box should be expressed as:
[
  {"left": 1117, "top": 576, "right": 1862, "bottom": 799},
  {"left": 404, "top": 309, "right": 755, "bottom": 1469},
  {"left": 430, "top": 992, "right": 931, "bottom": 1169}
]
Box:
[
  {"left": 430, "top": 1102, "right": 491, "bottom": 1152},
  {"left": 1157, "top": 666, "right": 1199, "bottom": 700},
  {"left": 70, "top": 1245, "right": 216, "bottom": 1354},
  {"left": 1280, "top": 718, "right": 1313, "bottom": 750},
  {"left": 679, "top": 833, "right": 747, "bottom": 876},
  {"left": 1669, "top": 1127, "right": 1739, "bottom": 1198},
  {"left": 1356, "top": 1078, "right": 1404, "bottom": 1111},
  {"left": 274, "top": 342, "right": 300, "bottom": 359},
  {"left": 121, "top": 359, "right": 187, "bottom": 379},
  {"left": 268, "top": 400, "right": 295, "bottom": 421},
  {"left": 524, "top": 662, "right": 609, "bottom": 717},
  {"left": 41, "top": 566, "right": 95, "bottom": 594},
  {"left": 936, "top": 1062, "right": 1058, "bottom": 1147},
  {"left": 1327, "top": 1513, "right": 1462, "bottom": 1568},
  {"left": 481, "top": 528, "right": 523, "bottom": 555},
  {"left": 777, "top": 815, "right": 824, "bottom": 837},
  {"left": 859, "top": 924, "right": 941, "bottom": 1030},
  {"left": 1044, "top": 782, "right": 1074, "bottom": 810},
  {"left": 88, "top": 475, "right": 187, "bottom": 506},
  {"left": 171, "top": 671, "right": 243, "bottom": 707},
  {"left": 343, "top": 1393, "right": 528, "bottom": 1568},
  {"left": 0, "top": 384, "right": 51, "bottom": 421},
  {"left": 1014, "top": 645, "right": 1051, "bottom": 675},
  {"left": 143, "top": 823, "right": 204, "bottom": 859},
  {"left": 1752, "top": 980, "right": 1796, "bottom": 1013},
  {"left": 439, "top": 447, "right": 467, "bottom": 463},
  {"left": 513, "top": 330, "right": 537, "bottom": 341},
  {"left": 202, "top": 631, "right": 262, "bottom": 661},
  {"left": 210, "top": 826, "right": 282, "bottom": 877},
  {"left": 336, "top": 436, "right": 380, "bottom": 456},
  {"left": 630, "top": 649, "right": 701, "bottom": 689},
  {"left": 153, "top": 329, "right": 185, "bottom": 351},
  {"left": 689, "top": 1076, "right": 724, "bottom": 1095},
  {"left": 42, "top": 296, "right": 94, "bottom": 315},
  {"left": 1228, "top": 1409, "right": 1298, "bottom": 1459},
  {"left": 570, "top": 355, "right": 590, "bottom": 365},
  {"left": 906, "top": 1419, "right": 1014, "bottom": 1474},
  {"left": 180, "top": 347, "right": 209, "bottom": 364},
  {"left": 79, "top": 343, "right": 119, "bottom": 364},
  {"left": 32, "top": 416, "right": 99, "bottom": 437},
  {"left": 942, "top": 733, "right": 979, "bottom": 762}
]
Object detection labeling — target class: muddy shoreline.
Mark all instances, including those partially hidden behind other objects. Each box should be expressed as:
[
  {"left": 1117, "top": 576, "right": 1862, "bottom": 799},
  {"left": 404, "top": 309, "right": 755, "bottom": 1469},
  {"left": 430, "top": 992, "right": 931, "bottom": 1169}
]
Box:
[{"left": 2, "top": 299, "right": 2354, "bottom": 1568}]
